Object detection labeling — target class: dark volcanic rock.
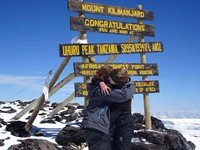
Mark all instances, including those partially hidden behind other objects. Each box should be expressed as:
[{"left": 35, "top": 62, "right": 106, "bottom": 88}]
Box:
[
  {"left": 62, "top": 142, "right": 85, "bottom": 150},
  {"left": 60, "top": 106, "right": 75, "bottom": 115},
  {"left": 165, "top": 129, "right": 196, "bottom": 150},
  {"left": 40, "top": 118, "right": 56, "bottom": 124},
  {"left": 132, "top": 113, "right": 165, "bottom": 131},
  {"left": 56, "top": 126, "right": 85, "bottom": 146},
  {"left": 0, "top": 118, "right": 7, "bottom": 127},
  {"left": 76, "top": 105, "right": 85, "bottom": 109},
  {"left": 132, "top": 129, "right": 195, "bottom": 150},
  {"left": 64, "top": 113, "right": 79, "bottom": 122},
  {"left": 0, "top": 106, "right": 16, "bottom": 113},
  {"left": 0, "top": 139, "right": 4, "bottom": 146},
  {"left": 0, "top": 101, "right": 5, "bottom": 105},
  {"left": 131, "top": 113, "right": 196, "bottom": 150},
  {"left": 6, "top": 121, "right": 30, "bottom": 137},
  {"left": 132, "top": 142, "right": 164, "bottom": 150},
  {"left": 7, "top": 139, "right": 61, "bottom": 150},
  {"left": 53, "top": 115, "right": 63, "bottom": 122},
  {"left": 51, "top": 103, "right": 59, "bottom": 109},
  {"left": 39, "top": 112, "right": 47, "bottom": 116},
  {"left": 16, "top": 100, "right": 29, "bottom": 107}
]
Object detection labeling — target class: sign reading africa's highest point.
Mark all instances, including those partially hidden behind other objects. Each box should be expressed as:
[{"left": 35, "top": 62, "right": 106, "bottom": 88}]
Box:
[
  {"left": 70, "top": 16, "right": 154, "bottom": 36},
  {"left": 73, "top": 62, "right": 159, "bottom": 76}
]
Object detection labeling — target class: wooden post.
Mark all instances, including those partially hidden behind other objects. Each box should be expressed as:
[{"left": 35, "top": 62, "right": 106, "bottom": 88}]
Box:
[
  {"left": 78, "top": 1, "right": 91, "bottom": 107},
  {"left": 138, "top": 5, "right": 152, "bottom": 130},
  {"left": 48, "top": 93, "right": 75, "bottom": 116},
  {"left": 24, "top": 57, "right": 71, "bottom": 131}
]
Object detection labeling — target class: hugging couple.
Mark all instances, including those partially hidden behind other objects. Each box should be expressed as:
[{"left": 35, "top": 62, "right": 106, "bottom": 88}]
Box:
[{"left": 81, "top": 65, "right": 136, "bottom": 150}]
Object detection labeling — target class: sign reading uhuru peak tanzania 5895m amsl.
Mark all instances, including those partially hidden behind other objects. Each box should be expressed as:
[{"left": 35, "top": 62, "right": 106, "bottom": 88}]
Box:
[{"left": 60, "top": 42, "right": 163, "bottom": 57}]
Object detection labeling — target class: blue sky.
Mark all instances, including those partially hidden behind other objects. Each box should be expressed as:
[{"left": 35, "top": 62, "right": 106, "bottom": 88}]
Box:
[{"left": 0, "top": 0, "right": 200, "bottom": 112}]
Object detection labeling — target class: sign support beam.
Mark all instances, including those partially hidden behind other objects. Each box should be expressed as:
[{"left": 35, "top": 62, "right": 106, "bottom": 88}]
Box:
[
  {"left": 138, "top": 5, "right": 152, "bottom": 130},
  {"left": 24, "top": 57, "right": 71, "bottom": 131}
]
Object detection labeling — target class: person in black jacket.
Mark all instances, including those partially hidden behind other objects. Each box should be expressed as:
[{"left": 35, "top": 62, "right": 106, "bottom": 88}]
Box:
[
  {"left": 109, "top": 69, "right": 135, "bottom": 150},
  {"left": 81, "top": 66, "right": 135, "bottom": 150}
]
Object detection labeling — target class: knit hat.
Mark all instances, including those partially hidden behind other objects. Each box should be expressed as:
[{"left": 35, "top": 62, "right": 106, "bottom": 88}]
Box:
[{"left": 110, "top": 68, "right": 129, "bottom": 85}]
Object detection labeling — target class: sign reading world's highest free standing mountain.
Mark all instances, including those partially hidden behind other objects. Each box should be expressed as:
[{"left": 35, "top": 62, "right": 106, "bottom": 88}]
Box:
[{"left": 74, "top": 80, "right": 160, "bottom": 97}]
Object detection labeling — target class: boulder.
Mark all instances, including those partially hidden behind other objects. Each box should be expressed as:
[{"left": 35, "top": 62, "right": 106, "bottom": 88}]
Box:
[
  {"left": 56, "top": 126, "right": 85, "bottom": 146},
  {"left": 132, "top": 129, "right": 195, "bottom": 150},
  {"left": 6, "top": 121, "right": 30, "bottom": 137},
  {"left": 7, "top": 139, "right": 61, "bottom": 150}
]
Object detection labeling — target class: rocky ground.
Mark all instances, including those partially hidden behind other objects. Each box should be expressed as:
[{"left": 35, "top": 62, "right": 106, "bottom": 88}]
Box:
[{"left": 0, "top": 100, "right": 196, "bottom": 150}]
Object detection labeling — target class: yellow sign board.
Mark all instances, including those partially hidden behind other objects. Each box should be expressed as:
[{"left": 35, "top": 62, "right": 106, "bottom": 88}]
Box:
[
  {"left": 70, "top": 16, "right": 154, "bottom": 36},
  {"left": 74, "top": 80, "right": 159, "bottom": 97},
  {"left": 73, "top": 63, "right": 159, "bottom": 76},
  {"left": 60, "top": 42, "right": 163, "bottom": 57},
  {"left": 68, "top": 0, "right": 154, "bottom": 20}
]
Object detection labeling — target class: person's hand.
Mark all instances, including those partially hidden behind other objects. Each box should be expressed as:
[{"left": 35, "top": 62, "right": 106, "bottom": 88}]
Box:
[{"left": 99, "top": 82, "right": 111, "bottom": 95}]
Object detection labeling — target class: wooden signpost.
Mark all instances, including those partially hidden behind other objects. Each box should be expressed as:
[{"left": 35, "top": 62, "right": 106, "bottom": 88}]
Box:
[
  {"left": 75, "top": 80, "right": 159, "bottom": 97},
  {"left": 20, "top": 0, "right": 163, "bottom": 131},
  {"left": 73, "top": 62, "right": 159, "bottom": 76},
  {"left": 68, "top": 0, "right": 153, "bottom": 20},
  {"left": 70, "top": 16, "right": 154, "bottom": 36},
  {"left": 60, "top": 42, "right": 163, "bottom": 57}
]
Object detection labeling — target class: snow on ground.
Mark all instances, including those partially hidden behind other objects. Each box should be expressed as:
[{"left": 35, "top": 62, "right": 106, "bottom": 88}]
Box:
[
  {"left": 0, "top": 101, "right": 200, "bottom": 150},
  {"left": 162, "top": 118, "right": 200, "bottom": 150}
]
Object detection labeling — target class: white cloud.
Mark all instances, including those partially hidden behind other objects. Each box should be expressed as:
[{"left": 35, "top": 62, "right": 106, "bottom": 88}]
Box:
[{"left": 0, "top": 74, "right": 45, "bottom": 90}]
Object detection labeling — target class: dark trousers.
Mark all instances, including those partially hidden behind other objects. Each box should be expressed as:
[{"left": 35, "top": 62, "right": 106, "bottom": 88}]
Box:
[
  {"left": 84, "top": 128, "right": 111, "bottom": 150},
  {"left": 110, "top": 115, "right": 134, "bottom": 150}
]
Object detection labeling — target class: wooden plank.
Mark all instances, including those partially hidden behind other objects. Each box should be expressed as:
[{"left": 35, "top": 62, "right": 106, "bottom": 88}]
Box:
[
  {"left": 68, "top": 0, "right": 153, "bottom": 20},
  {"left": 60, "top": 42, "right": 163, "bottom": 57},
  {"left": 73, "top": 62, "right": 159, "bottom": 76},
  {"left": 74, "top": 80, "right": 160, "bottom": 97},
  {"left": 70, "top": 16, "right": 154, "bottom": 36}
]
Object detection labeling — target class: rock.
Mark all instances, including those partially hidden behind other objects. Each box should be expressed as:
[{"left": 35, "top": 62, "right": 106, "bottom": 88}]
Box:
[
  {"left": 53, "top": 115, "right": 63, "bottom": 122},
  {"left": 39, "top": 112, "right": 47, "bottom": 116},
  {"left": 7, "top": 139, "right": 61, "bottom": 150},
  {"left": 133, "top": 129, "right": 195, "bottom": 150},
  {"left": 132, "top": 113, "right": 165, "bottom": 131},
  {"left": 165, "top": 129, "right": 196, "bottom": 150},
  {"left": 60, "top": 106, "right": 75, "bottom": 115},
  {"left": 62, "top": 142, "right": 87, "bottom": 150},
  {"left": 0, "top": 106, "right": 16, "bottom": 113},
  {"left": 0, "top": 118, "right": 7, "bottom": 127},
  {"left": 64, "top": 113, "right": 79, "bottom": 122},
  {"left": 77, "top": 110, "right": 84, "bottom": 118},
  {"left": 56, "top": 126, "right": 85, "bottom": 146},
  {"left": 132, "top": 142, "right": 164, "bottom": 150},
  {"left": 33, "top": 131, "right": 45, "bottom": 137},
  {"left": 16, "top": 100, "right": 29, "bottom": 107},
  {"left": 0, "top": 101, "right": 5, "bottom": 105},
  {"left": 0, "top": 139, "right": 4, "bottom": 146},
  {"left": 67, "top": 105, "right": 76, "bottom": 114},
  {"left": 40, "top": 118, "right": 56, "bottom": 124},
  {"left": 6, "top": 121, "right": 30, "bottom": 137},
  {"left": 151, "top": 116, "right": 165, "bottom": 131},
  {"left": 76, "top": 105, "right": 85, "bottom": 109},
  {"left": 51, "top": 103, "right": 59, "bottom": 109}
]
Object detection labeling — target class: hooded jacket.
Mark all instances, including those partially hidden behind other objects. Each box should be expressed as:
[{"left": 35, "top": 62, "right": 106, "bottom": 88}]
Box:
[{"left": 81, "top": 77, "right": 135, "bottom": 134}]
